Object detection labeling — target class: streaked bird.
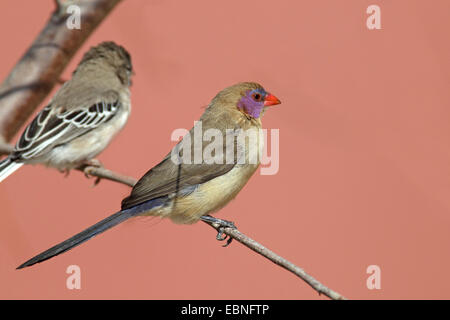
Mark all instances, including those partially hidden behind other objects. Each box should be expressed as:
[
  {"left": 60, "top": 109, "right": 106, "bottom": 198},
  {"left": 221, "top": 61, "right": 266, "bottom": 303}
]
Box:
[
  {"left": 0, "top": 41, "right": 133, "bottom": 182},
  {"left": 17, "top": 82, "right": 281, "bottom": 269}
]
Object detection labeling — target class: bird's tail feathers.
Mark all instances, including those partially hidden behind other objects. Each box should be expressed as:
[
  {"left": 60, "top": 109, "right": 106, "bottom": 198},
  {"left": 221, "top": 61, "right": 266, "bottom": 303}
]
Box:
[
  {"left": 17, "top": 209, "right": 138, "bottom": 269},
  {"left": 0, "top": 158, "right": 23, "bottom": 183}
]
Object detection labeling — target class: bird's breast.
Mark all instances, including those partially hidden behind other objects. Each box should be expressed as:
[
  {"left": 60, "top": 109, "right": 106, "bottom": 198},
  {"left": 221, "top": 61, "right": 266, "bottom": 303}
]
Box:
[
  {"left": 160, "top": 127, "right": 264, "bottom": 224},
  {"left": 42, "top": 95, "right": 130, "bottom": 170},
  {"left": 159, "top": 163, "right": 259, "bottom": 224}
]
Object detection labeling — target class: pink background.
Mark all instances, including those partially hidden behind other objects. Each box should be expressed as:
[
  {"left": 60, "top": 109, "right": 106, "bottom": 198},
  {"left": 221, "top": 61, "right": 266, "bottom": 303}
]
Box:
[{"left": 1, "top": 0, "right": 449, "bottom": 299}]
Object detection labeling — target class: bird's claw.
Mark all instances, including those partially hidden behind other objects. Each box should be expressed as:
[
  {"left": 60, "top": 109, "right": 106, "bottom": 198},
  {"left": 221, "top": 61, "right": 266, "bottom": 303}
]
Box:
[
  {"left": 92, "top": 176, "right": 102, "bottom": 186},
  {"left": 78, "top": 159, "right": 104, "bottom": 186},
  {"left": 83, "top": 158, "right": 103, "bottom": 168},
  {"left": 216, "top": 228, "right": 227, "bottom": 241},
  {"left": 200, "top": 215, "right": 237, "bottom": 247},
  {"left": 62, "top": 169, "right": 70, "bottom": 177},
  {"left": 83, "top": 168, "right": 102, "bottom": 186},
  {"left": 216, "top": 228, "right": 233, "bottom": 247}
]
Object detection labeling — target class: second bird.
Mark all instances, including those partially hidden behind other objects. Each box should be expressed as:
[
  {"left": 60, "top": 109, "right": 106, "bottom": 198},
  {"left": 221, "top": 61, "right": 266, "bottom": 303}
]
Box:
[
  {"left": 0, "top": 41, "right": 133, "bottom": 182},
  {"left": 17, "top": 82, "right": 281, "bottom": 269}
]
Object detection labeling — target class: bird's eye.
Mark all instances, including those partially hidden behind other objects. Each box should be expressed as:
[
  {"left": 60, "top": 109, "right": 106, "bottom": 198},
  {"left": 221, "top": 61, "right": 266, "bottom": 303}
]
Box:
[{"left": 252, "top": 93, "right": 262, "bottom": 102}]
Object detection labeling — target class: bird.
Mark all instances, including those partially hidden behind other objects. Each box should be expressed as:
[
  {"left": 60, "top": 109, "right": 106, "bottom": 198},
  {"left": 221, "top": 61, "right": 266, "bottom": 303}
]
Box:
[
  {"left": 17, "top": 82, "right": 281, "bottom": 269},
  {"left": 0, "top": 41, "right": 133, "bottom": 183}
]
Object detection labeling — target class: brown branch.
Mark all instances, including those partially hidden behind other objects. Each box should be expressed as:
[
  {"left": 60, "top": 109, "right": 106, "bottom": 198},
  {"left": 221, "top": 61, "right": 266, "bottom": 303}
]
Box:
[
  {"left": 0, "top": 0, "right": 123, "bottom": 143},
  {"left": 78, "top": 165, "right": 137, "bottom": 187},
  {"left": 203, "top": 222, "right": 348, "bottom": 300}
]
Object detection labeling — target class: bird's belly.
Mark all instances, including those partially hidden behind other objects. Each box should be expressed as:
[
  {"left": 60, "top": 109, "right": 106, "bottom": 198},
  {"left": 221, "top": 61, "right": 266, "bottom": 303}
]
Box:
[
  {"left": 143, "top": 125, "right": 264, "bottom": 224},
  {"left": 41, "top": 110, "right": 129, "bottom": 170},
  {"left": 159, "top": 163, "right": 259, "bottom": 224}
]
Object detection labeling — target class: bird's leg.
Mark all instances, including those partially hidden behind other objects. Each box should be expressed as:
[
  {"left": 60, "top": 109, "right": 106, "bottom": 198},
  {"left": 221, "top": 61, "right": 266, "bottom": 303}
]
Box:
[
  {"left": 59, "top": 169, "right": 70, "bottom": 177},
  {"left": 82, "top": 158, "right": 103, "bottom": 168},
  {"left": 200, "top": 215, "right": 237, "bottom": 247},
  {"left": 78, "top": 159, "right": 104, "bottom": 186}
]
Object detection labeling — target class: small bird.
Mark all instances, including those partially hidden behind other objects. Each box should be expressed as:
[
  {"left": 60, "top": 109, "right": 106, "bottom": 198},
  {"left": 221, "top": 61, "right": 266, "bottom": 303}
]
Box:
[
  {"left": 17, "top": 82, "right": 281, "bottom": 269},
  {"left": 0, "top": 41, "right": 133, "bottom": 182}
]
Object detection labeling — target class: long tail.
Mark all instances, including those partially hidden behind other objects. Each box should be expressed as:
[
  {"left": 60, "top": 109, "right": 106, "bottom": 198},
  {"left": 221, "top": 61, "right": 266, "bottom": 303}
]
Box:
[
  {"left": 17, "top": 209, "right": 138, "bottom": 269},
  {"left": 0, "top": 158, "right": 23, "bottom": 183}
]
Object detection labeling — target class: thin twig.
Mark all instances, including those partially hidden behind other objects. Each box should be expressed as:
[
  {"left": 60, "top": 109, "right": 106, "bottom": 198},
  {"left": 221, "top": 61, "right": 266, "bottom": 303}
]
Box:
[
  {"left": 78, "top": 165, "right": 137, "bottom": 187},
  {"left": 203, "top": 222, "right": 348, "bottom": 300}
]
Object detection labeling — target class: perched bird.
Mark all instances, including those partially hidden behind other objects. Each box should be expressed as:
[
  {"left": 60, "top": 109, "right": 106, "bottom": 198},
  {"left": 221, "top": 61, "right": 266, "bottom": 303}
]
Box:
[
  {"left": 0, "top": 41, "right": 133, "bottom": 182},
  {"left": 17, "top": 82, "right": 281, "bottom": 269}
]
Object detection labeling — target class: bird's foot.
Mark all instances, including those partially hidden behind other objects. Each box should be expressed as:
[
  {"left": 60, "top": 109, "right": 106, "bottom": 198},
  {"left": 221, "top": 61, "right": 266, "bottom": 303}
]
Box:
[
  {"left": 200, "top": 215, "right": 237, "bottom": 247},
  {"left": 59, "top": 169, "right": 70, "bottom": 177},
  {"left": 82, "top": 158, "right": 103, "bottom": 168},
  {"left": 78, "top": 159, "right": 104, "bottom": 186}
]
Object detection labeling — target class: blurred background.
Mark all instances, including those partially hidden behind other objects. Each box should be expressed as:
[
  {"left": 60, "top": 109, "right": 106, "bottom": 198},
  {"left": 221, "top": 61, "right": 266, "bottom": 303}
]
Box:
[{"left": 0, "top": 0, "right": 449, "bottom": 299}]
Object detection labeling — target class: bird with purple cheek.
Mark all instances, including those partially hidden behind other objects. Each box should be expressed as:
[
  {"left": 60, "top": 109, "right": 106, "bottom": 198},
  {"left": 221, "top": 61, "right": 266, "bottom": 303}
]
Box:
[{"left": 17, "top": 82, "right": 281, "bottom": 269}]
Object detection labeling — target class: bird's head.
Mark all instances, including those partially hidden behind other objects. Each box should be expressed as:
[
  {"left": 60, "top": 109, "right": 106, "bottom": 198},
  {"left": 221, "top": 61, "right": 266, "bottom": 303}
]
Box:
[
  {"left": 212, "top": 82, "right": 281, "bottom": 119},
  {"left": 78, "top": 41, "right": 133, "bottom": 85}
]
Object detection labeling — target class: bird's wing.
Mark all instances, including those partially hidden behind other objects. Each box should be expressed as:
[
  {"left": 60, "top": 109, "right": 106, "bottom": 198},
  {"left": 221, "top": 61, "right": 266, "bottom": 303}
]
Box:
[
  {"left": 12, "top": 90, "right": 121, "bottom": 160},
  {"left": 121, "top": 112, "right": 243, "bottom": 209}
]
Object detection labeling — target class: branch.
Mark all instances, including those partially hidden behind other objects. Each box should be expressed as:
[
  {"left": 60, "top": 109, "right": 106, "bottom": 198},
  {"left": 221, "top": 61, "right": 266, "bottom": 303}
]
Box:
[
  {"left": 2, "top": 142, "right": 346, "bottom": 299},
  {"left": 203, "top": 222, "right": 347, "bottom": 300},
  {"left": 78, "top": 165, "right": 137, "bottom": 187},
  {"left": 0, "top": 0, "right": 123, "bottom": 143}
]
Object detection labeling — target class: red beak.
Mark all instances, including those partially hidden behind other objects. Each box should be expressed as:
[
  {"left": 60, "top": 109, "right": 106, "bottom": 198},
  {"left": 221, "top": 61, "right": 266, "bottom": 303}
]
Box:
[{"left": 264, "top": 93, "right": 281, "bottom": 106}]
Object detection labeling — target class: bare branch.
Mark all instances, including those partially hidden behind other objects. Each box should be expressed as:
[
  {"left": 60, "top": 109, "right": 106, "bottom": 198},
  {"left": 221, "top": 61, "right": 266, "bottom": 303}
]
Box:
[
  {"left": 78, "top": 165, "right": 137, "bottom": 187},
  {"left": 0, "top": 0, "right": 123, "bottom": 143},
  {"left": 203, "top": 222, "right": 348, "bottom": 300}
]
